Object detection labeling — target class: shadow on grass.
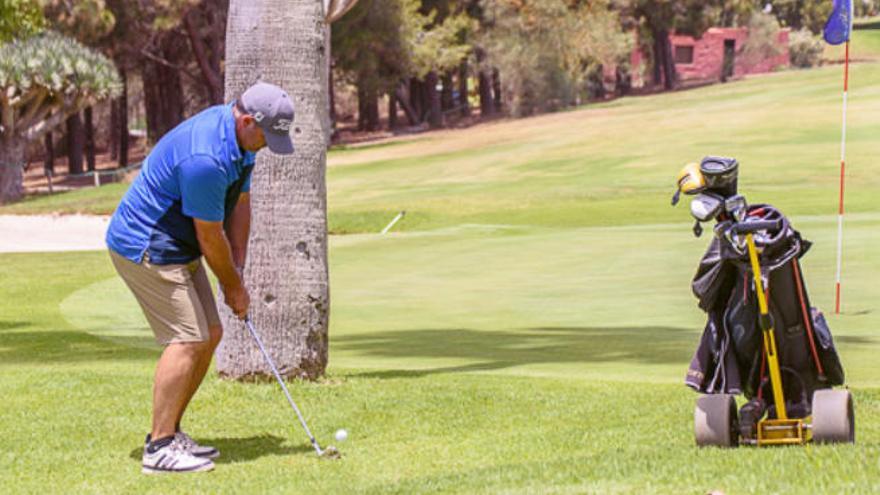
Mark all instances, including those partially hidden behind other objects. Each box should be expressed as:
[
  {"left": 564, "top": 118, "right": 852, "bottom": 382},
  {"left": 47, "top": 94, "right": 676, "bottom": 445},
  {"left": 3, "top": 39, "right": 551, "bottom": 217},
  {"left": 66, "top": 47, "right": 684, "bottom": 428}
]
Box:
[
  {"left": 855, "top": 20, "right": 880, "bottom": 30},
  {"left": 337, "top": 326, "right": 696, "bottom": 378},
  {"left": 0, "top": 328, "right": 157, "bottom": 363},
  {"left": 128, "top": 435, "right": 312, "bottom": 464},
  {"left": 835, "top": 335, "right": 878, "bottom": 345},
  {"left": 0, "top": 320, "right": 28, "bottom": 331}
]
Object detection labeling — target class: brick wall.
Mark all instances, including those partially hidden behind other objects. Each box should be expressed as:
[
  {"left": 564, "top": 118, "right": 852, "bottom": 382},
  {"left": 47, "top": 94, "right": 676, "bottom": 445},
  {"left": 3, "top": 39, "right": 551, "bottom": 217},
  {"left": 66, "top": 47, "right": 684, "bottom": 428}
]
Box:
[{"left": 669, "top": 27, "right": 790, "bottom": 84}]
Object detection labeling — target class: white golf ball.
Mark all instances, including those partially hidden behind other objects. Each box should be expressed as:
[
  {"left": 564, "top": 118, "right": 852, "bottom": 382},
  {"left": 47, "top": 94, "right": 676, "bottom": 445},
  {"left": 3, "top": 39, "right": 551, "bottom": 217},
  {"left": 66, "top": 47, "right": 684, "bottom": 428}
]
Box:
[{"left": 335, "top": 429, "right": 348, "bottom": 442}]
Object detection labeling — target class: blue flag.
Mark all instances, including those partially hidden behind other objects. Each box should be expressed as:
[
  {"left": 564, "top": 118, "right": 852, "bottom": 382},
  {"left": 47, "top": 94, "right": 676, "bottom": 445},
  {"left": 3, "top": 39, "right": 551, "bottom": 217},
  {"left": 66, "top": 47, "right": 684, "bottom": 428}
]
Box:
[{"left": 824, "top": 0, "right": 854, "bottom": 45}]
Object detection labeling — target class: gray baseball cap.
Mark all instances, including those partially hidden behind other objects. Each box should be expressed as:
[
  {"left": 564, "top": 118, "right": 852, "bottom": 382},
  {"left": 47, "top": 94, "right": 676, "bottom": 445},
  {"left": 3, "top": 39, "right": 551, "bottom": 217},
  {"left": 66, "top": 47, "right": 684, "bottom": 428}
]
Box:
[{"left": 240, "top": 82, "right": 295, "bottom": 155}]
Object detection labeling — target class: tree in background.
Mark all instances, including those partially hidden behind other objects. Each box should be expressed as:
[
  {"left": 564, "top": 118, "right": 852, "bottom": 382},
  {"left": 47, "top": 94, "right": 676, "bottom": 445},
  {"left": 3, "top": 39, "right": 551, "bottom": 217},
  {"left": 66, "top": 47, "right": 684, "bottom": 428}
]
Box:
[
  {"left": 42, "top": 0, "right": 116, "bottom": 174},
  {"left": 480, "top": 0, "right": 630, "bottom": 116},
  {"left": 768, "top": 0, "right": 833, "bottom": 33},
  {"left": 716, "top": 0, "right": 758, "bottom": 27},
  {"left": 404, "top": 0, "right": 472, "bottom": 128},
  {"left": 333, "top": 0, "right": 469, "bottom": 130},
  {"left": 0, "top": 32, "right": 120, "bottom": 202},
  {"left": 332, "top": 0, "right": 411, "bottom": 131},
  {"left": 93, "top": 0, "right": 228, "bottom": 145},
  {"left": 0, "top": 0, "right": 45, "bottom": 42}
]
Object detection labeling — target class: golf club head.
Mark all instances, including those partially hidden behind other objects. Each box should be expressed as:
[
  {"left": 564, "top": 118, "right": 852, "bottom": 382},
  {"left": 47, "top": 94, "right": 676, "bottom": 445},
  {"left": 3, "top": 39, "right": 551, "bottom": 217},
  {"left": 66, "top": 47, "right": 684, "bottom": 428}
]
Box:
[
  {"left": 690, "top": 193, "right": 724, "bottom": 223},
  {"left": 724, "top": 194, "right": 748, "bottom": 223},
  {"left": 713, "top": 220, "right": 746, "bottom": 255},
  {"left": 320, "top": 445, "right": 342, "bottom": 459}
]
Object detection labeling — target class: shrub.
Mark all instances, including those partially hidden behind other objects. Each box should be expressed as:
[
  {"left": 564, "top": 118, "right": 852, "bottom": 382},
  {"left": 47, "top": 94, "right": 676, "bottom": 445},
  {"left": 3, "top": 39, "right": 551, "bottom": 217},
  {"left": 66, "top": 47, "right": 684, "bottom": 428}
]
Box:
[{"left": 788, "top": 29, "right": 824, "bottom": 68}]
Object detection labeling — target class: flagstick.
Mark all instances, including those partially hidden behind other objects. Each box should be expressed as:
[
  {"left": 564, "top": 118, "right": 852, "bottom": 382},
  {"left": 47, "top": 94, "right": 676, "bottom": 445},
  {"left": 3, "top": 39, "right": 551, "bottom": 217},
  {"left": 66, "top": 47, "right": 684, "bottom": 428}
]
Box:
[{"left": 834, "top": 40, "right": 850, "bottom": 314}]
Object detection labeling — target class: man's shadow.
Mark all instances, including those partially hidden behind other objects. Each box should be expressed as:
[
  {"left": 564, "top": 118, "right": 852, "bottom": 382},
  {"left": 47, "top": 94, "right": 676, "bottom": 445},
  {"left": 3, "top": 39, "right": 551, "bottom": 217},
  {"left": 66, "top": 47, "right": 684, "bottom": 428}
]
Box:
[{"left": 129, "top": 434, "right": 311, "bottom": 464}]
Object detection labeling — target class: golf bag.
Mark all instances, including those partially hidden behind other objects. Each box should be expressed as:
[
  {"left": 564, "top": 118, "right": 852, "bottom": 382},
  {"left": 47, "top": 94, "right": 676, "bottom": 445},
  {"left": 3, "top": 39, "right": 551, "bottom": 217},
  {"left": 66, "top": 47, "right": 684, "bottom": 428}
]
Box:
[{"left": 685, "top": 204, "right": 845, "bottom": 417}]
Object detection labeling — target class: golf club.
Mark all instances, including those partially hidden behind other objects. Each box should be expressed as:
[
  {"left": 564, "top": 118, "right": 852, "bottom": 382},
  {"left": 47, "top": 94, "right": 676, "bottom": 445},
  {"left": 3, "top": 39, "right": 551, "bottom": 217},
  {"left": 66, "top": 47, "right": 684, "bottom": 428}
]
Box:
[{"left": 244, "top": 316, "right": 340, "bottom": 459}]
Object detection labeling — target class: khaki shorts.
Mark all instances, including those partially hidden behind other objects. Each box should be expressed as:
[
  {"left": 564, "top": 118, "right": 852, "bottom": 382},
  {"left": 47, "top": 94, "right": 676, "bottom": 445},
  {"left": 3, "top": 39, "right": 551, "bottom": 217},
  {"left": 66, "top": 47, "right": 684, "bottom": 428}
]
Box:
[{"left": 110, "top": 250, "right": 221, "bottom": 346}]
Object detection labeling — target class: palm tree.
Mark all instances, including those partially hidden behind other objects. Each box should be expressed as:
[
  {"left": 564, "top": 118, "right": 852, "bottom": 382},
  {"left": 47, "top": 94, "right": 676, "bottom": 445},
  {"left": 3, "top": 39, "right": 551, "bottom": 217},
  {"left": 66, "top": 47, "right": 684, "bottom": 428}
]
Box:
[{"left": 217, "top": 0, "right": 357, "bottom": 380}]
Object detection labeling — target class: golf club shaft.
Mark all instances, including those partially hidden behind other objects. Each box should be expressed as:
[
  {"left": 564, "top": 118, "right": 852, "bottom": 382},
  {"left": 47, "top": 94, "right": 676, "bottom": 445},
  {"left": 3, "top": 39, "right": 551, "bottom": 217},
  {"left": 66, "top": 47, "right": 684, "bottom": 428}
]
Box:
[{"left": 244, "top": 317, "right": 323, "bottom": 455}]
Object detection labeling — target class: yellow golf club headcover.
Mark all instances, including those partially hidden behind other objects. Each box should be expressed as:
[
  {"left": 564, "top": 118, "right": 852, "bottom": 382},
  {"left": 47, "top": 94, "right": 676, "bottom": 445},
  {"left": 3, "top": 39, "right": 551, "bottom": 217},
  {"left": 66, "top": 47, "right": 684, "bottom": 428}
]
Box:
[{"left": 671, "top": 162, "right": 705, "bottom": 206}]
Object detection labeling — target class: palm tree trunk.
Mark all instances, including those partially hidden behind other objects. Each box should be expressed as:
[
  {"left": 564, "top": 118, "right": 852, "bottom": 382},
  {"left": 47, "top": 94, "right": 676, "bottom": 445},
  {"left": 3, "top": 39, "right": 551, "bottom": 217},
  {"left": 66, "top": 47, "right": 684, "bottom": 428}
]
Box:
[{"left": 218, "top": 0, "right": 330, "bottom": 380}]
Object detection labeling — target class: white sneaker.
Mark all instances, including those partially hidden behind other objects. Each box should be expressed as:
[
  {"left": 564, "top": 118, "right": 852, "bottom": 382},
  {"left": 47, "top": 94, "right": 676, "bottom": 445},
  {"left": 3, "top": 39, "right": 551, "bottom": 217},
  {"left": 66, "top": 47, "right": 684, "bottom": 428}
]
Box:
[
  {"left": 142, "top": 437, "right": 215, "bottom": 474},
  {"left": 175, "top": 431, "right": 220, "bottom": 459}
]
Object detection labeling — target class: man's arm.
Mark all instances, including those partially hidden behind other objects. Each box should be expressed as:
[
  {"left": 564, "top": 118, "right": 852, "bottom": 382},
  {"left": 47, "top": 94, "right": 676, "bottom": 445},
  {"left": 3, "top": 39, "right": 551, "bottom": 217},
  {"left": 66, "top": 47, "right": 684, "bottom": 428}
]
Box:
[
  {"left": 194, "top": 219, "right": 249, "bottom": 318},
  {"left": 225, "top": 192, "right": 251, "bottom": 272}
]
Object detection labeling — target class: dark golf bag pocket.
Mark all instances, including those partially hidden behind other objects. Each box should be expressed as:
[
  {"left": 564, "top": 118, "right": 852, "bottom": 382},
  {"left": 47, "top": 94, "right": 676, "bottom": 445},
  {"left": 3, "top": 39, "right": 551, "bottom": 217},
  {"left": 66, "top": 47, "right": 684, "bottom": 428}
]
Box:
[{"left": 811, "top": 308, "right": 845, "bottom": 386}]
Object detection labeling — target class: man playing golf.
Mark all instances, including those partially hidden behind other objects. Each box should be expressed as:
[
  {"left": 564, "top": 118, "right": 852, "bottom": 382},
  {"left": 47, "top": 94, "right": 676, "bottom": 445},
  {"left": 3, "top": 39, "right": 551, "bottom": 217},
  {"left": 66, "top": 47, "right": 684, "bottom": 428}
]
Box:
[{"left": 106, "top": 82, "right": 295, "bottom": 474}]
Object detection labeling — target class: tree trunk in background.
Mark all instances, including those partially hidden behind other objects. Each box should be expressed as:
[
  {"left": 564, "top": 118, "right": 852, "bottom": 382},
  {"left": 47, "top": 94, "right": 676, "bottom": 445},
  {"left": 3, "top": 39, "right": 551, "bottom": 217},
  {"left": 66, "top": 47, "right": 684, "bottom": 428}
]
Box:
[
  {"left": 365, "top": 87, "right": 379, "bottom": 131},
  {"left": 388, "top": 90, "right": 398, "bottom": 130},
  {"left": 184, "top": 1, "right": 227, "bottom": 105},
  {"left": 118, "top": 68, "right": 129, "bottom": 168},
  {"left": 395, "top": 84, "right": 418, "bottom": 125},
  {"left": 356, "top": 84, "right": 366, "bottom": 131},
  {"left": 441, "top": 72, "right": 454, "bottom": 111},
  {"left": 143, "top": 33, "right": 186, "bottom": 143},
  {"left": 218, "top": 0, "right": 330, "bottom": 380},
  {"left": 109, "top": 99, "right": 119, "bottom": 161},
  {"left": 661, "top": 32, "right": 676, "bottom": 90},
  {"left": 84, "top": 107, "right": 96, "bottom": 172},
  {"left": 478, "top": 69, "right": 493, "bottom": 118},
  {"left": 0, "top": 141, "right": 25, "bottom": 203},
  {"left": 615, "top": 65, "right": 631, "bottom": 96},
  {"left": 458, "top": 60, "right": 470, "bottom": 117},
  {"left": 652, "top": 31, "right": 663, "bottom": 86},
  {"left": 652, "top": 27, "right": 676, "bottom": 90},
  {"left": 356, "top": 77, "right": 379, "bottom": 132},
  {"left": 492, "top": 68, "right": 502, "bottom": 112},
  {"left": 409, "top": 78, "right": 422, "bottom": 122},
  {"left": 66, "top": 113, "right": 84, "bottom": 175},
  {"left": 44, "top": 132, "right": 55, "bottom": 176},
  {"left": 426, "top": 71, "right": 442, "bottom": 129}
]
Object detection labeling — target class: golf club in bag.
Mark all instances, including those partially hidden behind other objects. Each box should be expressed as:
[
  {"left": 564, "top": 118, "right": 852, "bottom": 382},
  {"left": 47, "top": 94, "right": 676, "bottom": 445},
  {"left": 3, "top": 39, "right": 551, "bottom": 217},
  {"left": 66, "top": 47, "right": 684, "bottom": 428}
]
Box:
[{"left": 244, "top": 316, "right": 340, "bottom": 458}]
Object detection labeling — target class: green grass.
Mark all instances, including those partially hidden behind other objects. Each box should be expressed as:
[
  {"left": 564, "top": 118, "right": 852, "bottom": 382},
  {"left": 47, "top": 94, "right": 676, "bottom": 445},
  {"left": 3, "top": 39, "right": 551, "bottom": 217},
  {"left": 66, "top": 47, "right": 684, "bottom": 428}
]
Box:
[
  {"left": 3, "top": 216, "right": 880, "bottom": 493},
  {"left": 0, "top": 182, "right": 128, "bottom": 215},
  {"left": 4, "top": 33, "right": 880, "bottom": 493}
]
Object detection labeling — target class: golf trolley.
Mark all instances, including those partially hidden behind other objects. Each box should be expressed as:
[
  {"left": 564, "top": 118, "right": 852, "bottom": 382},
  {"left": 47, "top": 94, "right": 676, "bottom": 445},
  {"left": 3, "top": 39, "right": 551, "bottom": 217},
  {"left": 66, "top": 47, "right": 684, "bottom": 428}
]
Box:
[{"left": 673, "top": 157, "right": 854, "bottom": 447}]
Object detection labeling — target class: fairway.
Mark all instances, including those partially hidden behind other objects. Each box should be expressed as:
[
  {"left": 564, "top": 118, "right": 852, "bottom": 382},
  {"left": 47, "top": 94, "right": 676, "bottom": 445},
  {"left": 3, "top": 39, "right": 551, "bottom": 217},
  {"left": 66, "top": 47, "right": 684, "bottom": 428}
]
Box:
[{"left": 4, "top": 42, "right": 880, "bottom": 493}]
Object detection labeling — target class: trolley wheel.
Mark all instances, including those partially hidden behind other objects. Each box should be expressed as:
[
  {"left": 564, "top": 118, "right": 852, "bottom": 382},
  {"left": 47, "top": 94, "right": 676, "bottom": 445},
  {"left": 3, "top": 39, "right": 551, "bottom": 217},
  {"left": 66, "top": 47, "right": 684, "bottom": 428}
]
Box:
[
  {"left": 812, "top": 389, "right": 854, "bottom": 444},
  {"left": 694, "top": 394, "right": 739, "bottom": 447}
]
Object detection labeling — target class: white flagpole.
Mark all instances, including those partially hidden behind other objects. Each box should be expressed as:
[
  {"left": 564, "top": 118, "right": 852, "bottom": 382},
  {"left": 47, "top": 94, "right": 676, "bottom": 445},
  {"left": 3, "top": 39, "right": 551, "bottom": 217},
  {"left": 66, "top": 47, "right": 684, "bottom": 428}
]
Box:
[{"left": 834, "top": 26, "right": 851, "bottom": 315}]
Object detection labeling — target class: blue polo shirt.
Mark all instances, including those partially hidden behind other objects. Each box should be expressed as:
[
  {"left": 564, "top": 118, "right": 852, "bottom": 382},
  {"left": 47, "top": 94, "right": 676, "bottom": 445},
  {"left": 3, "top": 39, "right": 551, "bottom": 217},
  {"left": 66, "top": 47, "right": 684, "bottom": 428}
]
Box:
[{"left": 106, "top": 103, "right": 256, "bottom": 265}]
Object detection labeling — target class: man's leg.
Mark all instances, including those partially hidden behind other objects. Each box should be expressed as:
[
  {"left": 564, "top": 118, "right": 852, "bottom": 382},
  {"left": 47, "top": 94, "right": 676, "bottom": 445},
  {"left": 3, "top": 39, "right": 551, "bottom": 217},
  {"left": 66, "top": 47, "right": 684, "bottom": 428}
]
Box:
[
  {"left": 151, "top": 341, "right": 212, "bottom": 440},
  {"left": 174, "top": 259, "right": 224, "bottom": 430},
  {"left": 174, "top": 324, "right": 223, "bottom": 429}
]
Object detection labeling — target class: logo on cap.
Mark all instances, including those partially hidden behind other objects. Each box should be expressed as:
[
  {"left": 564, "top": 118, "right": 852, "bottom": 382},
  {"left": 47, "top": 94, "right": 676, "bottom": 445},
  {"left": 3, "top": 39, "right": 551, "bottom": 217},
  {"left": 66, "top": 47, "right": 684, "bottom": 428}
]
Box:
[{"left": 272, "top": 118, "right": 292, "bottom": 132}]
